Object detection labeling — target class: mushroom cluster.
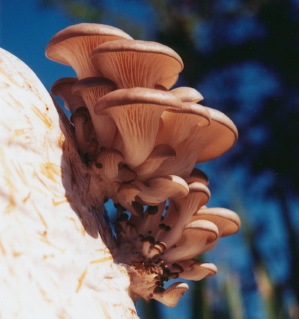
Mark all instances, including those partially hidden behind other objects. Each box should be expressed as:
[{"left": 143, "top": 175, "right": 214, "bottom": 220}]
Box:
[{"left": 46, "top": 23, "right": 240, "bottom": 307}]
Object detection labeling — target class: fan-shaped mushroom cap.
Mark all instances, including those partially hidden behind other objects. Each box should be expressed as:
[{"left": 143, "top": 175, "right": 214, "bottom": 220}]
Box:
[
  {"left": 192, "top": 207, "right": 241, "bottom": 237},
  {"left": 157, "top": 182, "right": 210, "bottom": 247},
  {"left": 153, "top": 282, "right": 189, "bottom": 308},
  {"left": 90, "top": 39, "right": 183, "bottom": 89},
  {"left": 177, "top": 260, "right": 218, "bottom": 280},
  {"left": 153, "top": 107, "right": 238, "bottom": 178},
  {"left": 95, "top": 88, "right": 182, "bottom": 167},
  {"left": 135, "top": 175, "right": 189, "bottom": 206},
  {"left": 161, "top": 220, "right": 219, "bottom": 264},
  {"left": 155, "top": 102, "right": 210, "bottom": 148},
  {"left": 196, "top": 107, "right": 238, "bottom": 163},
  {"left": 171, "top": 87, "right": 204, "bottom": 103},
  {"left": 46, "top": 23, "right": 133, "bottom": 79},
  {"left": 72, "top": 77, "right": 117, "bottom": 148},
  {"left": 51, "top": 77, "right": 84, "bottom": 113},
  {"left": 72, "top": 76, "right": 116, "bottom": 109}
]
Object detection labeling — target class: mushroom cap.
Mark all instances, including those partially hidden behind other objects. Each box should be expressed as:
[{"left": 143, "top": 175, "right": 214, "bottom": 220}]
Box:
[
  {"left": 152, "top": 107, "right": 238, "bottom": 177},
  {"left": 95, "top": 87, "right": 182, "bottom": 111},
  {"left": 171, "top": 87, "right": 204, "bottom": 103},
  {"left": 155, "top": 102, "right": 211, "bottom": 147},
  {"left": 72, "top": 76, "right": 116, "bottom": 106},
  {"left": 72, "top": 76, "right": 118, "bottom": 148},
  {"left": 90, "top": 39, "right": 183, "bottom": 88},
  {"left": 196, "top": 107, "right": 238, "bottom": 163},
  {"left": 95, "top": 88, "right": 182, "bottom": 167},
  {"left": 161, "top": 219, "right": 219, "bottom": 264},
  {"left": 177, "top": 260, "right": 218, "bottom": 280},
  {"left": 51, "top": 77, "right": 85, "bottom": 113},
  {"left": 46, "top": 23, "right": 133, "bottom": 78},
  {"left": 46, "top": 23, "right": 133, "bottom": 65},
  {"left": 136, "top": 175, "right": 189, "bottom": 206},
  {"left": 153, "top": 282, "right": 189, "bottom": 308},
  {"left": 192, "top": 207, "right": 241, "bottom": 237}
]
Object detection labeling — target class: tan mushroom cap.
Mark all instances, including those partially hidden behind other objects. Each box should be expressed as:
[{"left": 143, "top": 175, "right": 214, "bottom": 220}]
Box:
[
  {"left": 157, "top": 182, "right": 210, "bottom": 247},
  {"left": 162, "top": 219, "right": 219, "bottom": 264},
  {"left": 72, "top": 76, "right": 116, "bottom": 109},
  {"left": 90, "top": 39, "right": 183, "bottom": 88},
  {"left": 170, "top": 87, "right": 204, "bottom": 103},
  {"left": 51, "top": 77, "right": 84, "bottom": 113},
  {"left": 155, "top": 102, "right": 211, "bottom": 147},
  {"left": 178, "top": 260, "right": 218, "bottom": 280},
  {"left": 196, "top": 107, "right": 238, "bottom": 163},
  {"left": 95, "top": 88, "right": 182, "bottom": 167},
  {"left": 46, "top": 23, "right": 133, "bottom": 79},
  {"left": 72, "top": 77, "right": 117, "bottom": 148},
  {"left": 153, "top": 107, "right": 238, "bottom": 177},
  {"left": 135, "top": 175, "right": 189, "bottom": 206},
  {"left": 153, "top": 282, "right": 189, "bottom": 308},
  {"left": 192, "top": 207, "right": 241, "bottom": 237}
]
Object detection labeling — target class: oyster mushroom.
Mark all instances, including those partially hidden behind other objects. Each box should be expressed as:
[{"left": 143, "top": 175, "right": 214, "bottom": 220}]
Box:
[
  {"left": 90, "top": 39, "right": 183, "bottom": 89},
  {"left": 176, "top": 260, "right": 218, "bottom": 281},
  {"left": 135, "top": 175, "right": 189, "bottom": 206},
  {"left": 51, "top": 77, "right": 84, "bottom": 113},
  {"left": 161, "top": 220, "right": 219, "bottom": 264},
  {"left": 196, "top": 107, "right": 238, "bottom": 163},
  {"left": 154, "top": 107, "right": 238, "bottom": 178},
  {"left": 46, "top": 23, "right": 133, "bottom": 79},
  {"left": 94, "top": 87, "right": 182, "bottom": 167},
  {"left": 191, "top": 207, "right": 241, "bottom": 237},
  {"left": 72, "top": 77, "right": 117, "bottom": 148},
  {"left": 155, "top": 102, "right": 211, "bottom": 149},
  {"left": 153, "top": 282, "right": 189, "bottom": 307},
  {"left": 156, "top": 182, "right": 210, "bottom": 247}
]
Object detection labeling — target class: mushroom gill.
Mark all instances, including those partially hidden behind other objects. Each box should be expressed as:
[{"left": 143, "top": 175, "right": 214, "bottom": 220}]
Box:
[
  {"left": 94, "top": 87, "right": 182, "bottom": 167},
  {"left": 90, "top": 39, "right": 183, "bottom": 89}
]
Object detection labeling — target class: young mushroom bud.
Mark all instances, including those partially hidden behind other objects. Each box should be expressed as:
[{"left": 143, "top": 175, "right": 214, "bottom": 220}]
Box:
[{"left": 95, "top": 148, "right": 124, "bottom": 180}]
